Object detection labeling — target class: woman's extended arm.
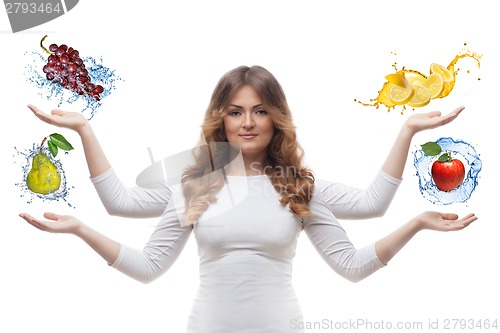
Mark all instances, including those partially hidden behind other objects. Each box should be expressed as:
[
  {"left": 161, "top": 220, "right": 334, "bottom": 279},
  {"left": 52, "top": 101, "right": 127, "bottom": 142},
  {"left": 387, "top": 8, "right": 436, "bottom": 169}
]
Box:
[
  {"left": 321, "top": 106, "right": 465, "bottom": 220},
  {"left": 381, "top": 106, "right": 464, "bottom": 180},
  {"left": 317, "top": 171, "right": 401, "bottom": 220},
  {"left": 28, "top": 104, "right": 110, "bottom": 178},
  {"left": 28, "top": 105, "right": 170, "bottom": 217},
  {"left": 19, "top": 209, "right": 192, "bottom": 283},
  {"left": 304, "top": 193, "right": 477, "bottom": 282},
  {"left": 19, "top": 212, "right": 120, "bottom": 264},
  {"left": 375, "top": 211, "right": 477, "bottom": 265}
]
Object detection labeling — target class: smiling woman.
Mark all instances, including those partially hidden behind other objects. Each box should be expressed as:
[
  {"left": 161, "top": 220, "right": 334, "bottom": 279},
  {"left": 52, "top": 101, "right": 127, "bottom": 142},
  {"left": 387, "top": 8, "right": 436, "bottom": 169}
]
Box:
[
  {"left": 223, "top": 85, "right": 275, "bottom": 174},
  {"left": 181, "top": 66, "right": 316, "bottom": 225},
  {"left": 19, "top": 65, "right": 476, "bottom": 333}
]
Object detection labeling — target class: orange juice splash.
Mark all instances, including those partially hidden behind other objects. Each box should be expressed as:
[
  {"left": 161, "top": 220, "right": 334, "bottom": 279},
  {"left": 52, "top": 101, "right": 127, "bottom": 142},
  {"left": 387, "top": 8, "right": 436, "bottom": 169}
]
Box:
[{"left": 355, "top": 44, "right": 482, "bottom": 114}]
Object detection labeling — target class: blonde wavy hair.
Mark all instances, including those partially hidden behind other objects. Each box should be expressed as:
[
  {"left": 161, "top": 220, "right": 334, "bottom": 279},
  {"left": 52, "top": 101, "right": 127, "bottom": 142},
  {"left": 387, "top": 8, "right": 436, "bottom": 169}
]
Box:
[{"left": 181, "top": 65, "right": 314, "bottom": 224}]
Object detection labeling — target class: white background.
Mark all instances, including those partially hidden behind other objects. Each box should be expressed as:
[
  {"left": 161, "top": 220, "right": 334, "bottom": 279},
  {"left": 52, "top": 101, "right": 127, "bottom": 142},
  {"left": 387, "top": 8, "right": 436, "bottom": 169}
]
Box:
[{"left": 1, "top": 1, "right": 499, "bottom": 332}]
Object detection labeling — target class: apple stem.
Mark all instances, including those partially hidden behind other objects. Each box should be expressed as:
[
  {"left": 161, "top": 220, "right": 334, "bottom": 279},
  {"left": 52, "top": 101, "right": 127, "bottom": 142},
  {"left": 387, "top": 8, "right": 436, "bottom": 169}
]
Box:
[
  {"left": 437, "top": 151, "right": 453, "bottom": 163},
  {"left": 40, "top": 35, "right": 51, "bottom": 55}
]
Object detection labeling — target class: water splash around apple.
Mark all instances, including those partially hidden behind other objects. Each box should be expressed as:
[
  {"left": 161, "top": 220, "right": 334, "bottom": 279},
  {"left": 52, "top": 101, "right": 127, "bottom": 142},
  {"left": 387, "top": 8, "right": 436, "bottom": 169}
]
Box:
[{"left": 413, "top": 137, "right": 481, "bottom": 205}]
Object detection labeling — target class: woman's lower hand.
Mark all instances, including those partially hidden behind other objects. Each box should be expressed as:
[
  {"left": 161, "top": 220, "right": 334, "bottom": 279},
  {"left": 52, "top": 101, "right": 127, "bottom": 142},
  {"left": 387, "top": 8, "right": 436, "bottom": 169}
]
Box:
[
  {"left": 414, "top": 211, "right": 477, "bottom": 232},
  {"left": 19, "top": 212, "right": 83, "bottom": 235}
]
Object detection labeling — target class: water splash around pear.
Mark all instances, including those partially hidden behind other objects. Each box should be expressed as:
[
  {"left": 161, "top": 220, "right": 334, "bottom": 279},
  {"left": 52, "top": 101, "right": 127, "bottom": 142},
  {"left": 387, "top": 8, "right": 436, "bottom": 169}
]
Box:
[{"left": 14, "top": 144, "right": 73, "bottom": 207}]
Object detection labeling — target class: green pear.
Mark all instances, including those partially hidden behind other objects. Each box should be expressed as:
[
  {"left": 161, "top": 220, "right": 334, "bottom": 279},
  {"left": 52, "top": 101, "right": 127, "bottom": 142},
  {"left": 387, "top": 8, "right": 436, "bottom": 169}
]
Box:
[{"left": 27, "top": 152, "right": 61, "bottom": 194}]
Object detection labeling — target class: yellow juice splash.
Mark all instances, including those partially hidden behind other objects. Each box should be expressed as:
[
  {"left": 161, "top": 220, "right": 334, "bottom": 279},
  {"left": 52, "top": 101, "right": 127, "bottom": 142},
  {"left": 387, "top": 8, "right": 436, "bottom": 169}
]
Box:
[{"left": 355, "top": 44, "right": 482, "bottom": 114}]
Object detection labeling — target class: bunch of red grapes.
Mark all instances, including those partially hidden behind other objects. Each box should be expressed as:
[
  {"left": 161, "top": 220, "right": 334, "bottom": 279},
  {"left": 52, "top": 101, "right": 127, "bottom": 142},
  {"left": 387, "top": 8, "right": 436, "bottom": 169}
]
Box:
[{"left": 42, "top": 41, "right": 104, "bottom": 101}]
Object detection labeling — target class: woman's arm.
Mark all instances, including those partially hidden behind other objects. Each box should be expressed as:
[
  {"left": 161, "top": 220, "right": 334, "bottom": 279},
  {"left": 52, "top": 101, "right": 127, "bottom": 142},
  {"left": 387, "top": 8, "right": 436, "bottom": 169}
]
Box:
[
  {"left": 375, "top": 211, "right": 477, "bottom": 265},
  {"left": 320, "top": 106, "right": 465, "bottom": 219},
  {"left": 304, "top": 196, "right": 477, "bottom": 282},
  {"left": 28, "top": 105, "right": 110, "bottom": 178},
  {"left": 317, "top": 170, "right": 401, "bottom": 220},
  {"left": 19, "top": 212, "right": 120, "bottom": 264},
  {"left": 91, "top": 168, "right": 172, "bottom": 218},
  {"left": 28, "top": 105, "right": 170, "bottom": 217},
  {"left": 19, "top": 209, "right": 192, "bottom": 283},
  {"left": 381, "top": 106, "right": 464, "bottom": 180}
]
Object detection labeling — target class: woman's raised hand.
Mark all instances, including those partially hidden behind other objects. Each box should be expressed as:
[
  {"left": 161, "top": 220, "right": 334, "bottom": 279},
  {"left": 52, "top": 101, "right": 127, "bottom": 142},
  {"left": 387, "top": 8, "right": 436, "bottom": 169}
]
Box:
[
  {"left": 28, "top": 104, "right": 111, "bottom": 177},
  {"left": 404, "top": 106, "right": 464, "bottom": 135},
  {"left": 28, "top": 104, "right": 88, "bottom": 134},
  {"left": 381, "top": 105, "right": 465, "bottom": 180}
]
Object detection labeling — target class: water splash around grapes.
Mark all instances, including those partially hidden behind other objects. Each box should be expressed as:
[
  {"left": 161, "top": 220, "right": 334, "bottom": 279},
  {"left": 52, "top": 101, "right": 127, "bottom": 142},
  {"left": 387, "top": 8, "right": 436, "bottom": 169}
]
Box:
[
  {"left": 24, "top": 51, "right": 123, "bottom": 120},
  {"left": 413, "top": 137, "right": 481, "bottom": 205},
  {"left": 14, "top": 144, "right": 74, "bottom": 207}
]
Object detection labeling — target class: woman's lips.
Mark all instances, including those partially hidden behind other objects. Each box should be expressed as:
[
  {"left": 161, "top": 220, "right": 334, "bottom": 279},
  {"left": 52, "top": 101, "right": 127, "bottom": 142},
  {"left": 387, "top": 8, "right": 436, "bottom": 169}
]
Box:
[{"left": 239, "top": 133, "right": 258, "bottom": 139}]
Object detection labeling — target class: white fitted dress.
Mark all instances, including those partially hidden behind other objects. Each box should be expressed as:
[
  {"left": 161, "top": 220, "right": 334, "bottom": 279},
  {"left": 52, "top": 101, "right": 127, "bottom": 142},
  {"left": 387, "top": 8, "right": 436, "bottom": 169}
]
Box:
[{"left": 91, "top": 169, "right": 401, "bottom": 332}]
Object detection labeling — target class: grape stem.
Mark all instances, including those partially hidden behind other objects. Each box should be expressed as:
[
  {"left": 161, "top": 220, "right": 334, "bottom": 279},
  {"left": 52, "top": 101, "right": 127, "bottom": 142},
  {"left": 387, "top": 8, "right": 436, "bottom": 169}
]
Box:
[{"left": 40, "top": 35, "right": 51, "bottom": 55}]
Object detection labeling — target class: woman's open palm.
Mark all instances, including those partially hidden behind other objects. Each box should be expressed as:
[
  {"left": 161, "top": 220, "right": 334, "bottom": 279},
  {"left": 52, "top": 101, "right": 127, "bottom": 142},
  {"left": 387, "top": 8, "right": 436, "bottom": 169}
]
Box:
[
  {"left": 417, "top": 211, "right": 477, "bottom": 232},
  {"left": 406, "top": 106, "right": 464, "bottom": 134},
  {"left": 28, "top": 104, "right": 87, "bottom": 133},
  {"left": 19, "top": 212, "right": 82, "bottom": 235}
]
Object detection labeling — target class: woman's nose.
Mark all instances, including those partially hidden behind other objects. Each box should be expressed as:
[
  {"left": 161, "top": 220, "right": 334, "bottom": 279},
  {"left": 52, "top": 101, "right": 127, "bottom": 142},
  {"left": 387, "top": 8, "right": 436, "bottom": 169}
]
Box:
[{"left": 242, "top": 113, "right": 255, "bottom": 128}]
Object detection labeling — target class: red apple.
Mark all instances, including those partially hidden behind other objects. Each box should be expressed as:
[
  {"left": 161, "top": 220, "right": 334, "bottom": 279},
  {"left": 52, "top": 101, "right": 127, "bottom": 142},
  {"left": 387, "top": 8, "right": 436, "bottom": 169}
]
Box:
[{"left": 431, "top": 154, "right": 465, "bottom": 192}]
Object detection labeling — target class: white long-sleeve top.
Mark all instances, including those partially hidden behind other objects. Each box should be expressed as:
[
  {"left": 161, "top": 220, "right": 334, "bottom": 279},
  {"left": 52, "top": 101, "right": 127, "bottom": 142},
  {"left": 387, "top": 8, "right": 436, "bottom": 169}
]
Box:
[{"left": 91, "top": 168, "right": 401, "bottom": 332}]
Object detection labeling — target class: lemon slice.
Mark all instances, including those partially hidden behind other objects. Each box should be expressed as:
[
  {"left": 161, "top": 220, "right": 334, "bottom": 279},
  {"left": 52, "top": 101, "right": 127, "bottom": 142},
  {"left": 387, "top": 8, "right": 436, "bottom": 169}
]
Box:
[
  {"left": 376, "top": 81, "right": 397, "bottom": 107},
  {"left": 385, "top": 72, "right": 409, "bottom": 87},
  {"left": 423, "top": 73, "right": 444, "bottom": 99},
  {"left": 389, "top": 83, "right": 414, "bottom": 105},
  {"left": 406, "top": 72, "right": 427, "bottom": 86},
  {"left": 430, "top": 63, "right": 455, "bottom": 98},
  {"left": 430, "top": 63, "right": 454, "bottom": 82},
  {"left": 407, "top": 84, "right": 431, "bottom": 107}
]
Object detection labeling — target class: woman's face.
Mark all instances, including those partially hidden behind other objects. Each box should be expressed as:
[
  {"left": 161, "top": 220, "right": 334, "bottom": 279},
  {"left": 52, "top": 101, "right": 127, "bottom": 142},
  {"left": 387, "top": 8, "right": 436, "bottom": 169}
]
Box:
[{"left": 223, "top": 85, "right": 274, "bottom": 163}]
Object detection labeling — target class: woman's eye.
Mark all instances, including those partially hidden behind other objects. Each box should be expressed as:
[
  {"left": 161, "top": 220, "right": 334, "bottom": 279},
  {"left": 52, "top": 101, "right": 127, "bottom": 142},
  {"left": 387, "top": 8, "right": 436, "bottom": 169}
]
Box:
[
  {"left": 228, "top": 110, "right": 241, "bottom": 116},
  {"left": 256, "top": 109, "right": 268, "bottom": 115}
]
